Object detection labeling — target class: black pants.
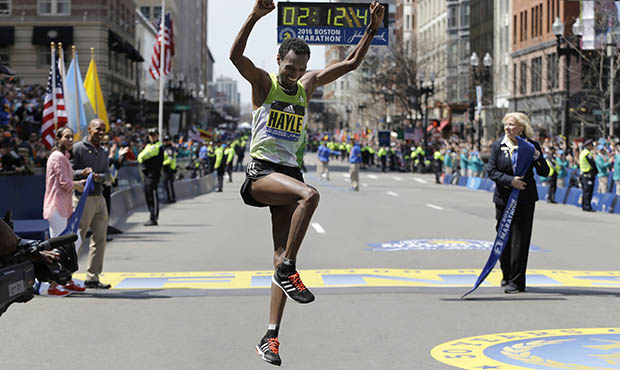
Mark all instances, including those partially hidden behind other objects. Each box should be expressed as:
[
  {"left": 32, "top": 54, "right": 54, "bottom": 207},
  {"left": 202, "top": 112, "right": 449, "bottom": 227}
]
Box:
[
  {"left": 103, "top": 185, "right": 112, "bottom": 216},
  {"left": 163, "top": 170, "right": 176, "bottom": 202},
  {"left": 433, "top": 160, "right": 442, "bottom": 184},
  {"left": 216, "top": 166, "right": 225, "bottom": 191},
  {"left": 235, "top": 154, "right": 245, "bottom": 172},
  {"left": 380, "top": 156, "right": 386, "bottom": 172},
  {"left": 547, "top": 174, "right": 557, "bottom": 202},
  {"left": 495, "top": 202, "right": 535, "bottom": 290},
  {"left": 226, "top": 161, "right": 233, "bottom": 182},
  {"left": 581, "top": 174, "right": 595, "bottom": 210},
  {"left": 144, "top": 176, "right": 160, "bottom": 222}
]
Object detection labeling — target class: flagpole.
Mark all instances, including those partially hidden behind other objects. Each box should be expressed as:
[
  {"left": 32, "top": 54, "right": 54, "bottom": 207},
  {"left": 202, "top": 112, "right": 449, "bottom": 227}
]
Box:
[
  {"left": 90, "top": 47, "right": 99, "bottom": 117},
  {"left": 58, "top": 43, "right": 65, "bottom": 81},
  {"left": 51, "top": 42, "right": 57, "bottom": 132},
  {"left": 72, "top": 45, "right": 79, "bottom": 138},
  {"left": 158, "top": 0, "right": 166, "bottom": 143}
]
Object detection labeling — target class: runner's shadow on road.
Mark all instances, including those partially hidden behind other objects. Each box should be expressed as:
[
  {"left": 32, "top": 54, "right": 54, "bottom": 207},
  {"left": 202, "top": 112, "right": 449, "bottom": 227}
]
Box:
[
  {"left": 68, "top": 290, "right": 172, "bottom": 300},
  {"left": 524, "top": 287, "right": 620, "bottom": 297},
  {"left": 442, "top": 296, "right": 567, "bottom": 302}
]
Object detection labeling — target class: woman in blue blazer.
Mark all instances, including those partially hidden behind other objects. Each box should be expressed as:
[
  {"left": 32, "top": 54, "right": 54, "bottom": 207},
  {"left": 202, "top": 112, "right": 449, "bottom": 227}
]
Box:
[{"left": 487, "top": 112, "right": 550, "bottom": 293}]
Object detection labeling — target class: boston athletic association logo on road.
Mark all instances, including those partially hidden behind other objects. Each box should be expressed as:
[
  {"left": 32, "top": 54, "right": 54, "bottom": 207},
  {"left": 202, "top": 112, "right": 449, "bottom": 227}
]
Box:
[
  {"left": 431, "top": 328, "right": 620, "bottom": 369},
  {"left": 367, "top": 239, "right": 545, "bottom": 252}
]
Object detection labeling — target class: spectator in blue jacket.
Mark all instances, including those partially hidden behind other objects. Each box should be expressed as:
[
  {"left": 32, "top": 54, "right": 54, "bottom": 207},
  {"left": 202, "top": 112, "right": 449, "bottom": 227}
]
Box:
[
  {"left": 317, "top": 139, "right": 338, "bottom": 181},
  {"left": 595, "top": 146, "right": 612, "bottom": 193},
  {"left": 613, "top": 145, "right": 620, "bottom": 195},
  {"left": 348, "top": 138, "right": 362, "bottom": 191},
  {"left": 555, "top": 150, "right": 569, "bottom": 187},
  {"left": 460, "top": 148, "right": 469, "bottom": 176},
  {"left": 469, "top": 151, "right": 485, "bottom": 177}
]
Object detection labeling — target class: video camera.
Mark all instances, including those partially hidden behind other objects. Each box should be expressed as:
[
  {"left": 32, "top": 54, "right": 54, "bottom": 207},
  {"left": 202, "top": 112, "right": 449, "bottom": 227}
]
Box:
[{"left": 0, "top": 212, "right": 79, "bottom": 316}]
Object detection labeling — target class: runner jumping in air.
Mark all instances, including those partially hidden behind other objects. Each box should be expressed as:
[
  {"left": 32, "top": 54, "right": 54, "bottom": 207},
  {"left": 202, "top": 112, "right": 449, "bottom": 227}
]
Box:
[{"left": 230, "top": 0, "right": 384, "bottom": 366}]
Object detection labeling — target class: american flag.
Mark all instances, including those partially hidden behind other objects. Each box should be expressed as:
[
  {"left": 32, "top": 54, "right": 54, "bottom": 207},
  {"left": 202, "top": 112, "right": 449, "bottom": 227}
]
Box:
[
  {"left": 41, "top": 58, "right": 68, "bottom": 150},
  {"left": 149, "top": 13, "right": 174, "bottom": 80}
]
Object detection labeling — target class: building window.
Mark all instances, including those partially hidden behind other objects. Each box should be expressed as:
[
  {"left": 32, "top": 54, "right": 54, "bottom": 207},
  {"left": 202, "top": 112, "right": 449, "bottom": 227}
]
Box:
[
  {"left": 461, "top": 3, "right": 469, "bottom": 28},
  {"left": 406, "top": 14, "right": 410, "bottom": 30},
  {"left": 513, "top": 63, "right": 517, "bottom": 95},
  {"left": 547, "top": 52, "right": 559, "bottom": 89},
  {"left": 0, "top": 0, "right": 10, "bottom": 16},
  {"left": 139, "top": 6, "right": 150, "bottom": 19},
  {"left": 0, "top": 50, "right": 9, "bottom": 66},
  {"left": 37, "top": 47, "right": 52, "bottom": 68},
  {"left": 514, "top": 15, "right": 517, "bottom": 44},
  {"left": 520, "top": 12, "right": 523, "bottom": 42},
  {"left": 532, "top": 6, "right": 536, "bottom": 38},
  {"left": 556, "top": 0, "right": 560, "bottom": 17},
  {"left": 539, "top": 4, "right": 543, "bottom": 36},
  {"left": 532, "top": 57, "right": 542, "bottom": 92},
  {"left": 153, "top": 6, "right": 162, "bottom": 21},
  {"left": 38, "top": 0, "right": 70, "bottom": 15},
  {"left": 448, "top": 6, "right": 457, "bottom": 28},
  {"left": 520, "top": 61, "right": 527, "bottom": 95},
  {"left": 547, "top": 0, "right": 550, "bottom": 33},
  {"left": 524, "top": 10, "right": 528, "bottom": 40}
]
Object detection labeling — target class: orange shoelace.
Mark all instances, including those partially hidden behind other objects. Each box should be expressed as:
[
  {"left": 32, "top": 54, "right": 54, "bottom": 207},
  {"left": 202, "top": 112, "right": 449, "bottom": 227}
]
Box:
[
  {"left": 289, "top": 273, "right": 307, "bottom": 292},
  {"left": 268, "top": 338, "right": 280, "bottom": 354}
]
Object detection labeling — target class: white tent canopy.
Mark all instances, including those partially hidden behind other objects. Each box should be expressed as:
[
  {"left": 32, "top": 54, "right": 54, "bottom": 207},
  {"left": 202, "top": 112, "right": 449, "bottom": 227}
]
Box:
[{"left": 237, "top": 122, "right": 251, "bottom": 130}]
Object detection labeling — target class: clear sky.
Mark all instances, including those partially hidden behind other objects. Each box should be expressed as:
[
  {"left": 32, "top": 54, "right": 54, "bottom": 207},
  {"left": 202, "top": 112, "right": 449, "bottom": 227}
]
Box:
[{"left": 207, "top": 1, "right": 325, "bottom": 110}]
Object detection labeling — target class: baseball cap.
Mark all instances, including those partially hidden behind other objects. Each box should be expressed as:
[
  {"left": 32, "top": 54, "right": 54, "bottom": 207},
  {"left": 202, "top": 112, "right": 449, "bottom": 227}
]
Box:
[{"left": 0, "top": 57, "right": 15, "bottom": 76}]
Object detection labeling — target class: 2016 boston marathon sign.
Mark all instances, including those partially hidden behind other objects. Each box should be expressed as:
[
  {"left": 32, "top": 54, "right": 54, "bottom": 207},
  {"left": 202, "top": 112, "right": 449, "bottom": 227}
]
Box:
[
  {"left": 432, "top": 328, "right": 620, "bottom": 370},
  {"left": 277, "top": 2, "right": 389, "bottom": 46}
]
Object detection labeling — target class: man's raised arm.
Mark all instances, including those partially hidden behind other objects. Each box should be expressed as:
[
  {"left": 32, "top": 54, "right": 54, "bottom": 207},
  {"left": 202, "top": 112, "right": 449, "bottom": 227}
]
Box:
[
  {"left": 302, "top": 1, "right": 385, "bottom": 96},
  {"left": 229, "top": 0, "right": 274, "bottom": 107}
]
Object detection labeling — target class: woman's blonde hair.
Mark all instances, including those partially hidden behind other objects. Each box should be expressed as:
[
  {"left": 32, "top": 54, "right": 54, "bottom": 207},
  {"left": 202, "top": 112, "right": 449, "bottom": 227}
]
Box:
[{"left": 502, "top": 112, "right": 534, "bottom": 139}]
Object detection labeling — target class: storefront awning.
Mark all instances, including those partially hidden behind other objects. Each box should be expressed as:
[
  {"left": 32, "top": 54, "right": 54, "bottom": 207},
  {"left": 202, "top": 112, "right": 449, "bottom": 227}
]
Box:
[
  {"left": 32, "top": 26, "right": 73, "bottom": 46},
  {"left": 108, "top": 30, "right": 144, "bottom": 62},
  {"left": 0, "top": 27, "right": 14, "bottom": 47}
]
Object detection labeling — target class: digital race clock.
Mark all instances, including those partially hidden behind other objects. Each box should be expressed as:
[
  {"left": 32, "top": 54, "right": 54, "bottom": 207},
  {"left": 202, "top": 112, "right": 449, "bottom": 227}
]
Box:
[{"left": 277, "top": 2, "right": 389, "bottom": 46}]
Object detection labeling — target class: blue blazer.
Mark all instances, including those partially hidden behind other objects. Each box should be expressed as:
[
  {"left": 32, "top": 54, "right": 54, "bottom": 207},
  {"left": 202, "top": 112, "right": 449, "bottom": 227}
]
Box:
[{"left": 487, "top": 136, "right": 550, "bottom": 206}]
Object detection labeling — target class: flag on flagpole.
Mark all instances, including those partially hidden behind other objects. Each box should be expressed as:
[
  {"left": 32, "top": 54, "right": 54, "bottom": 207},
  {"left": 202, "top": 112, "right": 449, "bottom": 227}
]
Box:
[
  {"left": 149, "top": 13, "right": 174, "bottom": 80},
  {"left": 41, "top": 56, "right": 68, "bottom": 150},
  {"left": 65, "top": 52, "right": 96, "bottom": 140},
  {"left": 84, "top": 53, "right": 109, "bottom": 132}
]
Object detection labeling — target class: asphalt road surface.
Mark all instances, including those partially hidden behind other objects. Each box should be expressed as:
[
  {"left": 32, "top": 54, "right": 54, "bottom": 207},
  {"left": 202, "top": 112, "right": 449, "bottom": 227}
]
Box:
[{"left": 2, "top": 154, "right": 619, "bottom": 370}]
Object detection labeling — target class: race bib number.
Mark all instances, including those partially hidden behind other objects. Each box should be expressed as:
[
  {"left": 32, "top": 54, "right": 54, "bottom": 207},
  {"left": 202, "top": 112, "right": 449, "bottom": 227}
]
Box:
[{"left": 266, "top": 101, "right": 305, "bottom": 141}]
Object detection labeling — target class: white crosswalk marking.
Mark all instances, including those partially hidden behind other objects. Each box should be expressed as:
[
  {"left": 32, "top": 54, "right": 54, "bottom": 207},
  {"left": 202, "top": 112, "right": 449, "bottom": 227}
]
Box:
[
  {"left": 343, "top": 173, "right": 350, "bottom": 178},
  {"left": 368, "top": 175, "right": 378, "bottom": 179},
  {"left": 414, "top": 178, "right": 427, "bottom": 184},
  {"left": 387, "top": 191, "right": 399, "bottom": 197},
  {"left": 426, "top": 203, "right": 444, "bottom": 210},
  {"left": 311, "top": 223, "right": 326, "bottom": 234},
  {"left": 393, "top": 176, "right": 403, "bottom": 181},
  {"left": 362, "top": 183, "right": 368, "bottom": 187}
]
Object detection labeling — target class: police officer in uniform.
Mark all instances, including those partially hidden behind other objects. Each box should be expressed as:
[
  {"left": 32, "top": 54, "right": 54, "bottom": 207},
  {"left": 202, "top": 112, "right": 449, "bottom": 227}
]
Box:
[
  {"left": 162, "top": 135, "right": 177, "bottom": 203},
  {"left": 579, "top": 139, "right": 598, "bottom": 212},
  {"left": 214, "top": 141, "right": 225, "bottom": 192},
  {"left": 544, "top": 149, "right": 558, "bottom": 203},
  {"left": 138, "top": 128, "right": 164, "bottom": 225}
]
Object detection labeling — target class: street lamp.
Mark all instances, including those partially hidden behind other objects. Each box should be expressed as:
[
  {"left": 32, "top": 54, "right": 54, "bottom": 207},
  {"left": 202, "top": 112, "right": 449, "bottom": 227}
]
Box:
[
  {"left": 553, "top": 16, "right": 582, "bottom": 141},
  {"left": 607, "top": 25, "right": 620, "bottom": 138},
  {"left": 470, "top": 52, "right": 492, "bottom": 150},
  {"left": 417, "top": 71, "right": 435, "bottom": 156}
]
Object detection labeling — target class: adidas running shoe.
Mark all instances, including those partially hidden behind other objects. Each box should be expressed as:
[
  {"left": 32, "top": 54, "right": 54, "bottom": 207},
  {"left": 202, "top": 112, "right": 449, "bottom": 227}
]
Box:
[
  {"left": 272, "top": 265, "right": 315, "bottom": 304},
  {"left": 256, "top": 336, "right": 282, "bottom": 366}
]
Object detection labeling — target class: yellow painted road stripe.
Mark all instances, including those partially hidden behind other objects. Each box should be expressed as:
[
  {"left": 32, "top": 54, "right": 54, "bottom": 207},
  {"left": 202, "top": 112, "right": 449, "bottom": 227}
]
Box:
[{"left": 72, "top": 269, "right": 620, "bottom": 290}]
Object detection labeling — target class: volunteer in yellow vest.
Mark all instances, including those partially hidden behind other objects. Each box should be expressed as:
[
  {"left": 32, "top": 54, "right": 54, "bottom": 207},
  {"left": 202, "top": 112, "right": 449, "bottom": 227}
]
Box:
[
  {"left": 543, "top": 148, "right": 558, "bottom": 204},
  {"left": 214, "top": 141, "right": 225, "bottom": 192},
  {"left": 137, "top": 128, "right": 163, "bottom": 226},
  {"left": 378, "top": 146, "right": 388, "bottom": 172},
  {"left": 162, "top": 135, "right": 177, "bottom": 204},
  {"left": 432, "top": 147, "right": 444, "bottom": 184},
  {"left": 230, "top": 0, "right": 384, "bottom": 365},
  {"left": 579, "top": 139, "right": 598, "bottom": 211},
  {"left": 225, "top": 141, "right": 236, "bottom": 182}
]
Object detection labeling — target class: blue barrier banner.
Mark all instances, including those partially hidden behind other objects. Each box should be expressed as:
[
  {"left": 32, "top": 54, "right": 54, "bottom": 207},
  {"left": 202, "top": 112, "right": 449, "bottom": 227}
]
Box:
[
  {"left": 462, "top": 137, "right": 534, "bottom": 298},
  {"left": 61, "top": 173, "right": 94, "bottom": 235}
]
